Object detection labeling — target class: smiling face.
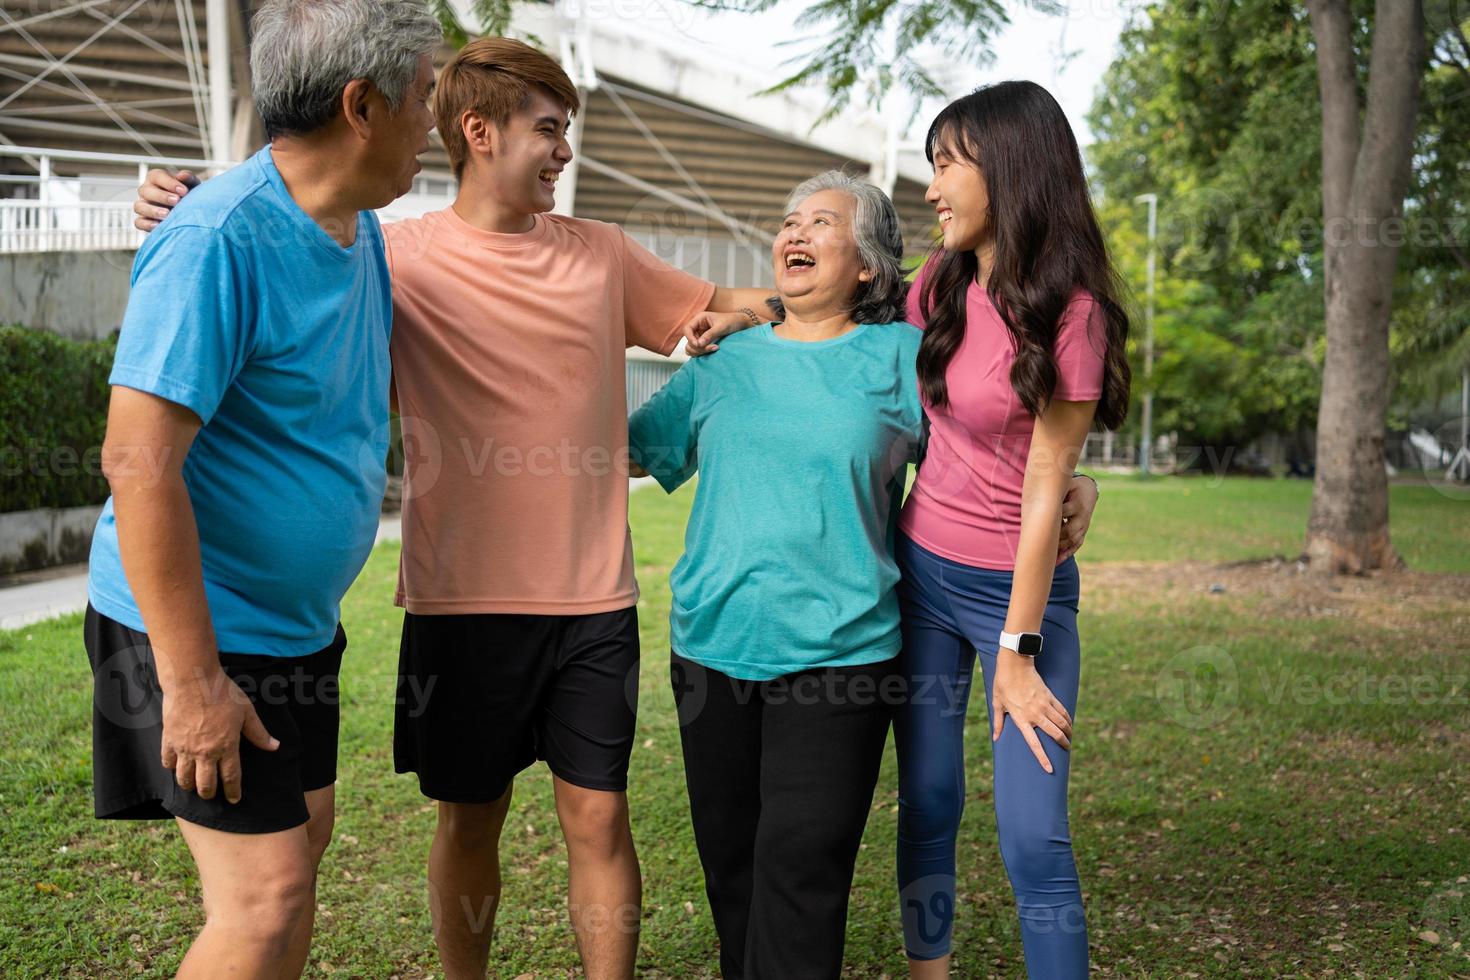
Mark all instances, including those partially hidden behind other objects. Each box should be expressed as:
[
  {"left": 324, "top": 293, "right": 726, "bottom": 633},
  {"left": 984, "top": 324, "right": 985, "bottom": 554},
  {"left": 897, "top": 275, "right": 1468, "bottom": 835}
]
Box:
[
  {"left": 772, "top": 188, "right": 872, "bottom": 316},
  {"left": 465, "top": 86, "right": 574, "bottom": 217},
  {"left": 926, "top": 128, "right": 991, "bottom": 254}
]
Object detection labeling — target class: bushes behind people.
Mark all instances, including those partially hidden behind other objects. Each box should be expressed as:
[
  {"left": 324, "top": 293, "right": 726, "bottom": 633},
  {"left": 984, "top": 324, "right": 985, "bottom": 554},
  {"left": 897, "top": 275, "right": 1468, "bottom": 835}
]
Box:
[{"left": 0, "top": 325, "right": 115, "bottom": 513}]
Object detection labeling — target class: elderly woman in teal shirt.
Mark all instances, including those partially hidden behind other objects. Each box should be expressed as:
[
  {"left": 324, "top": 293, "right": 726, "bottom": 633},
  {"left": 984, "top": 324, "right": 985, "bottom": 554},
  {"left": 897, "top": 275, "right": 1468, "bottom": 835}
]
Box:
[{"left": 630, "top": 170, "right": 918, "bottom": 979}]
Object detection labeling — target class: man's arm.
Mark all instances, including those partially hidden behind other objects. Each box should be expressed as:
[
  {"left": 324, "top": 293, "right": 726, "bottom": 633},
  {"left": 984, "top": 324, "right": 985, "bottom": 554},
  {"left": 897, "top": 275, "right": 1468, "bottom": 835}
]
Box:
[
  {"left": 102, "top": 387, "right": 276, "bottom": 803},
  {"left": 678, "top": 288, "right": 782, "bottom": 357},
  {"left": 707, "top": 287, "right": 780, "bottom": 319}
]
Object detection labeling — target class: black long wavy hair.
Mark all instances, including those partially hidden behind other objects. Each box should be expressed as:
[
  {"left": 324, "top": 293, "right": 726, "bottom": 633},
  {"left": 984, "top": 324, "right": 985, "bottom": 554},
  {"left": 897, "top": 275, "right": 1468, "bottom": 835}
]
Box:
[{"left": 916, "top": 81, "right": 1131, "bottom": 430}]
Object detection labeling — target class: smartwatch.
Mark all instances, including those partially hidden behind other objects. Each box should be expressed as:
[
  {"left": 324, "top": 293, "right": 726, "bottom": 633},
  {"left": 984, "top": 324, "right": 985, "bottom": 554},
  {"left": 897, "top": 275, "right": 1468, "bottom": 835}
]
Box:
[{"left": 999, "top": 630, "right": 1044, "bottom": 657}]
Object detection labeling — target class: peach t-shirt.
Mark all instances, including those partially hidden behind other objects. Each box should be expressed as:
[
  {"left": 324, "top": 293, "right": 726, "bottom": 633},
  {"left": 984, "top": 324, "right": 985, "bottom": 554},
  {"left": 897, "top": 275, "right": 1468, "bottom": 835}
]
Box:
[{"left": 383, "top": 208, "right": 715, "bottom": 614}]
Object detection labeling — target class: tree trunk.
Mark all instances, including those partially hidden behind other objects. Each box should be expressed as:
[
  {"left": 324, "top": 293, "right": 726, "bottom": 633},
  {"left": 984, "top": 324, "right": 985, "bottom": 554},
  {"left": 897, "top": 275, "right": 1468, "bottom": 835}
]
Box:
[{"left": 1303, "top": 0, "right": 1425, "bottom": 574}]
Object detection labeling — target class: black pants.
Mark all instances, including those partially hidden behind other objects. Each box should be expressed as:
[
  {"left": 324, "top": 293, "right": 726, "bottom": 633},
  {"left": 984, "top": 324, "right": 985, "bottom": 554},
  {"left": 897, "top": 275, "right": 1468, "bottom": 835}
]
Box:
[{"left": 671, "top": 651, "right": 899, "bottom": 980}]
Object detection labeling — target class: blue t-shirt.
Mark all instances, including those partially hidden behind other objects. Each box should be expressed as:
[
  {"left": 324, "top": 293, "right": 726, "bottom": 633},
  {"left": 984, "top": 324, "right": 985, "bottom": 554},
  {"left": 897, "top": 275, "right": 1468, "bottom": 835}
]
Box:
[
  {"left": 628, "top": 322, "right": 923, "bottom": 680},
  {"left": 87, "top": 145, "right": 393, "bottom": 656}
]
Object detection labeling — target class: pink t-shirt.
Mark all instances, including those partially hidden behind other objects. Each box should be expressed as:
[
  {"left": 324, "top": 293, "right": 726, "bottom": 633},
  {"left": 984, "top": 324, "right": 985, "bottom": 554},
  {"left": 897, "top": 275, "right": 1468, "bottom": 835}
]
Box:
[{"left": 899, "top": 265, "right": 1106, "bottom": 570}]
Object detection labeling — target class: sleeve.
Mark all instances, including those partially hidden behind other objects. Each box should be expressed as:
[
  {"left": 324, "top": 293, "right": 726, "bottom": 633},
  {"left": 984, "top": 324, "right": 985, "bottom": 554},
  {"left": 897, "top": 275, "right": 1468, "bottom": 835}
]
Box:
[
  {"left": 618, "top": 229, "right": 717, "bottom": 356},
  {"left": 627, "top": 362, "right": 699, "bottom": 493},
  {"left": 108, "top": 226, "right": 254, "bottom": 425},
  {"left": 1052, "top": 292, "right": 1106, "bottom": 401},
  {"left": 904, "top": 261, "right": 929, "bottom": 329}
]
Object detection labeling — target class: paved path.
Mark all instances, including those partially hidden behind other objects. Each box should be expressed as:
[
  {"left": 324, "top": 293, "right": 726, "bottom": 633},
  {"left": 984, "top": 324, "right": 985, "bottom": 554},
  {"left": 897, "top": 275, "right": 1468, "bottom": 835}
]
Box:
[
  {"left": 1, "top": 480, "right": 662, "bottom": 632},
  {"left": 0, "top": 516, "right": 403, "bottom": 632}
]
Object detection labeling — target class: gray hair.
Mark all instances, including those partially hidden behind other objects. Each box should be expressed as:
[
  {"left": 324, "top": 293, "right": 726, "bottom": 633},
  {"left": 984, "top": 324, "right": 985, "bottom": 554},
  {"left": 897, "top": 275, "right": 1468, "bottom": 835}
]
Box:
[
  {"left": 777, "top": 170, "right": 908, "bottom": 325},
  {"left": 251, "top": 0, "right": 442, "bottom": 139}
]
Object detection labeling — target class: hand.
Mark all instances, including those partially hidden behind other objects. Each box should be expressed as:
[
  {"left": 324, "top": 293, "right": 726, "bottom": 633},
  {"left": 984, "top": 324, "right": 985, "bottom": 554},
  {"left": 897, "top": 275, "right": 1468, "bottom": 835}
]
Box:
[
  {"left": 991, "top": 649, "right": 1073, "bottom": 773},
  {"left": 681, "top": 310, "right": 755, "bottom": 357},
  {"left": 133, "top": 168, "right": 198, "bottom": 232},
  {"left": 159, "top": 667, "right": 278, "bottom": 803},
  {"left": 1056, "top": 474, "right": 1098, "bottom": 563}
]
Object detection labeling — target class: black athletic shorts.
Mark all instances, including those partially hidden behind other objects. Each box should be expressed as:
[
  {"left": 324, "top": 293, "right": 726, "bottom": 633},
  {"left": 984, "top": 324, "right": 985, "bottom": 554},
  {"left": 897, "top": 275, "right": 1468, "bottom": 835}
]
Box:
[
  {"left": 84, "top": 604, "right": 345, "bottom": 835},
  {"left": 393, "top": 606, "right": 640, "bottom": 803}
]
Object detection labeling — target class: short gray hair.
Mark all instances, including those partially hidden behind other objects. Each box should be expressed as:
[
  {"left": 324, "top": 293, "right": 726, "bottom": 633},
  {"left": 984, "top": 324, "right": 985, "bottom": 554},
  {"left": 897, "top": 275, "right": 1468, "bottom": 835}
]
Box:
[
  {"left": 251, "top": 0, "right": 442, "bottom": 139},
  {"left": 778, "top": 170, "right": 907, "bottom": 325}
]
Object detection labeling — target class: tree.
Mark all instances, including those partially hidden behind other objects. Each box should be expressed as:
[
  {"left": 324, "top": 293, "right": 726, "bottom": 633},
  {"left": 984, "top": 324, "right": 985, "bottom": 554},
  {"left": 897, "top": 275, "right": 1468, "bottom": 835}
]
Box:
[
  {"left": 1087, "top": 0, "right": 1329, "bottom": 462},
  {"left": 730, "top": 0, "right": 1445, "bottom": 574},
  {"left": 1302, "top": 0, "right": 1425, "bottom": 573}
]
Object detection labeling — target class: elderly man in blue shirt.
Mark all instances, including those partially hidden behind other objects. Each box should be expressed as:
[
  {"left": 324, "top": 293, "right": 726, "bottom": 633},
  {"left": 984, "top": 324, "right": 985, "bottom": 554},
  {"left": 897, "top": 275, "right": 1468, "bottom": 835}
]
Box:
[{"left": 83, "top": 1, "right": 439, "bottom": 975}]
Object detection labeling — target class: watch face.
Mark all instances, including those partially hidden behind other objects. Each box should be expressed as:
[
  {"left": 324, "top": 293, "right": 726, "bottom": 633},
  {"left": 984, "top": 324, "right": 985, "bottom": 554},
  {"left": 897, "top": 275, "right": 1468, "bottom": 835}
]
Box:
[{"left": 1018, "top": 632, "right": 1044, "bottom": 656}]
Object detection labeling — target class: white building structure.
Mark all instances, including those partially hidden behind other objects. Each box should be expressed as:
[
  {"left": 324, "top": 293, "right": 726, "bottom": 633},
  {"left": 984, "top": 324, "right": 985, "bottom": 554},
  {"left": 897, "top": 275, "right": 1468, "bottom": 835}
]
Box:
[{"left": 0, "top": 0, "right": 938, "bottom": 392}]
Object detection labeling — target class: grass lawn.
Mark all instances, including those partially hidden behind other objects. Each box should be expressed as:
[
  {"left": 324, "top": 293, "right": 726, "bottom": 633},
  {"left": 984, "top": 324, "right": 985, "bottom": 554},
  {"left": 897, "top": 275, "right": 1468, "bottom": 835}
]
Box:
[{"left": 2, "top": 476, "right": 1467, "bottom": 977}]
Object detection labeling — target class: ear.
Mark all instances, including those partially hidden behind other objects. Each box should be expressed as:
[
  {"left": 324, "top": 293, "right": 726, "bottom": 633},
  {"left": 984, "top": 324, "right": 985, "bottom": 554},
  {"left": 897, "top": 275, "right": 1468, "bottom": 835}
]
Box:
[
  {"left": 340, "top": 78, "right": 377, "bottom": 141},
  {"left": 461, "top": 110, "right": 494, "bottom": 159},
  {"left": 858, "top": 268, "right": 874, "bottom": 283}
]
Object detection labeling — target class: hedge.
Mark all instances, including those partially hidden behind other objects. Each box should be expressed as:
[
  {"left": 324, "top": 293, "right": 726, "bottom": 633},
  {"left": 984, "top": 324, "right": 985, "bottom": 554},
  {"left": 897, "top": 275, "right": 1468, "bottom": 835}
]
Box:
[{"left": 0, "top": 325, "right": 116, "bottom": 513}]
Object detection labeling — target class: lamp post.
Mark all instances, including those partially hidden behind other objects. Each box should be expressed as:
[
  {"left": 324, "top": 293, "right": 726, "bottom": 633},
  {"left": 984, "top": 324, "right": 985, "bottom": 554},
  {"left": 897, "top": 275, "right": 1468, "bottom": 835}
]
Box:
[
  {"left": 1134, "top": 193, "right": 1158, "bottom": 476},
  {"left": 1449, "top": 365, "right": 1470, "bottom": 483}
]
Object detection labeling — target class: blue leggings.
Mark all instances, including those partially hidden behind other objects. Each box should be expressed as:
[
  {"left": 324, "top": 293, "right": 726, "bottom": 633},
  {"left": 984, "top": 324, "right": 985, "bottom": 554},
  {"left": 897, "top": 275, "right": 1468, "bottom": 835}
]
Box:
[{"left": 894, "top": 532, "right": 1088, "bottom": 977}]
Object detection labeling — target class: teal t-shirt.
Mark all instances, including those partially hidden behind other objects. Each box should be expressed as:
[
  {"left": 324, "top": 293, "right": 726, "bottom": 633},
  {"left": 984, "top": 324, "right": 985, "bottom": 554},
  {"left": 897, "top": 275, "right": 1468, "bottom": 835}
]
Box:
[{"left": 628, "top": 321, "right": 923, "bottom": 680}]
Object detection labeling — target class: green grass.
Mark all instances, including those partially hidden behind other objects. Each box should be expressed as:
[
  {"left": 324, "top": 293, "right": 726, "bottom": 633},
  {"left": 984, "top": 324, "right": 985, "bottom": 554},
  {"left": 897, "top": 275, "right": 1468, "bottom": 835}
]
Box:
[
  {"left": 1, "top": 478, "right": 1467, "bottom": 977},
  {"left": 1077, "top": 474, "right": 1470, "bottom": 573}
]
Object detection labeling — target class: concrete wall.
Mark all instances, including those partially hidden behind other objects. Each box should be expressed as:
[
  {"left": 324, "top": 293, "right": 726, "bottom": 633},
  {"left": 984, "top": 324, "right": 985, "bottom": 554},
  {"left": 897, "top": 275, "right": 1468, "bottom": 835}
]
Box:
[
  {"left": 0, "top": 505, "right": 103, "bottom": 575},
  {"left": 1, "top": 251, "right": 133, "bottom": 339}
]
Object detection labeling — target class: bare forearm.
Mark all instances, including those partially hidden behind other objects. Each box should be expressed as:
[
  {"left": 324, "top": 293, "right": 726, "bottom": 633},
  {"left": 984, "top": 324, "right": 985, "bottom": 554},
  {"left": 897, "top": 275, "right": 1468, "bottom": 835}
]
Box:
[
  {"left": 1003, "top": 488, "right": 1067, "bottom": 636},
  {"left": 111, "top": 474, "right": 218, "bottom": 686},
  {"left": 708, "top": 286, "right": 780, "bottom": 318}
]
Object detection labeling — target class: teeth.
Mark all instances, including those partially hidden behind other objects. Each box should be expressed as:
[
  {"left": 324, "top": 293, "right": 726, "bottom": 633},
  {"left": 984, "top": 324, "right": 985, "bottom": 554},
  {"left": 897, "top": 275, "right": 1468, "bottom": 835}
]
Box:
[
  {"left": 539, "top": 170, "right": 558, "bottom": 182},
  {"left": 785, "top": 252, "right": 815, "bottom": 268},
  {"left": 938, "top": 212, "right": 952, "bottom": 224}
]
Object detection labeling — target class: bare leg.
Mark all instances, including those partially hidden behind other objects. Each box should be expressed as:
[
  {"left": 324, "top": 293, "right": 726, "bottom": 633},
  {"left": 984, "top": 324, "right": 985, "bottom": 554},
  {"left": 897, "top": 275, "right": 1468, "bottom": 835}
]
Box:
[
  {"left": 429, "top": 787, "right": 515, "bottom": 980},
  {"left": 909, "top": 954, "right": 951, "bottom": 979},
  {"left": 277, "top": 785, "right": 336, "bottom": 979},
  {"left": 175, "top": 817, "right": 316, "bottom": 980},
  {"left": 552, "top": 777, "right": 640, "bottom": 980}
]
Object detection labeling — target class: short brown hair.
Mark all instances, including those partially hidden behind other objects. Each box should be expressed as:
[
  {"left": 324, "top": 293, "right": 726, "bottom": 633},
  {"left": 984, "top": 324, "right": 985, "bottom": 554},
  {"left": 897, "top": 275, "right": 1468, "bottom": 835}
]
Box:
[{"left": 435, "top": 37, "right": 581, "bottom": 179}]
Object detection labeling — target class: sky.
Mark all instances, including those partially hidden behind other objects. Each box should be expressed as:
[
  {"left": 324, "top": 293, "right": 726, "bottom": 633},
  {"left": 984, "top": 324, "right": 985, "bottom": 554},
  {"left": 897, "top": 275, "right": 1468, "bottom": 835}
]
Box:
[{"left": 587, "top": 0, "right": 1135, "bottom": 151}]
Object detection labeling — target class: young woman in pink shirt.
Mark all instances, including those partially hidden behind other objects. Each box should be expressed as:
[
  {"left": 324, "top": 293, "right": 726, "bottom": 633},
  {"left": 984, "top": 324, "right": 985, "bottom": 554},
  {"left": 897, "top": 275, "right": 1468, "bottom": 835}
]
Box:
[{"left": 893, "top": 81, "right": 1131, "bottom": 979}]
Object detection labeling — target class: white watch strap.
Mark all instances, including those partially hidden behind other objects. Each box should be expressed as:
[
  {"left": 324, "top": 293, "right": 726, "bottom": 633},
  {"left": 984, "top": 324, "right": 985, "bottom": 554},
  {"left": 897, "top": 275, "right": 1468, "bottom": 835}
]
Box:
[{"left": 999, "top": 630, "right": 1042, "bottom": 655}]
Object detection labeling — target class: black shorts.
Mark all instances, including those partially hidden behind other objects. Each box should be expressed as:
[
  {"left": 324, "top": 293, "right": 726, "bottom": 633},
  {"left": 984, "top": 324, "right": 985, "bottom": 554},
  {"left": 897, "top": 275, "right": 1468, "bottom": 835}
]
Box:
[
  {"left": 84, "top": 604, "right": 345, "bottom": 835},
  {"left": 393, "top": 606, "right": 640, "bottom": 803}
]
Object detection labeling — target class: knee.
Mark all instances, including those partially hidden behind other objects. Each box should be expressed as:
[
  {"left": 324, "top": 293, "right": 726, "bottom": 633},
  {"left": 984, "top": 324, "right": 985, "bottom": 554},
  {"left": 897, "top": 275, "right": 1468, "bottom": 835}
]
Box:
[
  {"left": 557, "top": 789, "right": 631, "bottom": 858},
  {"left": 213, "top": 863, "right": 315, "bottom": 946},
  {"left": 305, "top": 810, "right": 335, "bottom": 869},
  {"left": 996, "top": 818, "right": 1071, "bottom": 891},
  {"left": 438, "top": 796, "right": 511, "bottom": 854},
  {"left": 898, "top": 772, "right": 964, "bottom": 844}
]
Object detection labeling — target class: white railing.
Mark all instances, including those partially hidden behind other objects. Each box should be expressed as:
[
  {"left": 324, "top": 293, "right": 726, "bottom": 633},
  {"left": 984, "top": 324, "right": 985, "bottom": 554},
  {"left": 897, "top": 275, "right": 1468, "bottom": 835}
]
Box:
[
  {"left": 0, "top": 199, "right": 141, "bottom": 253},
  {"left": 1, "top": 143, "right": 460, "bottom": 254}
]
